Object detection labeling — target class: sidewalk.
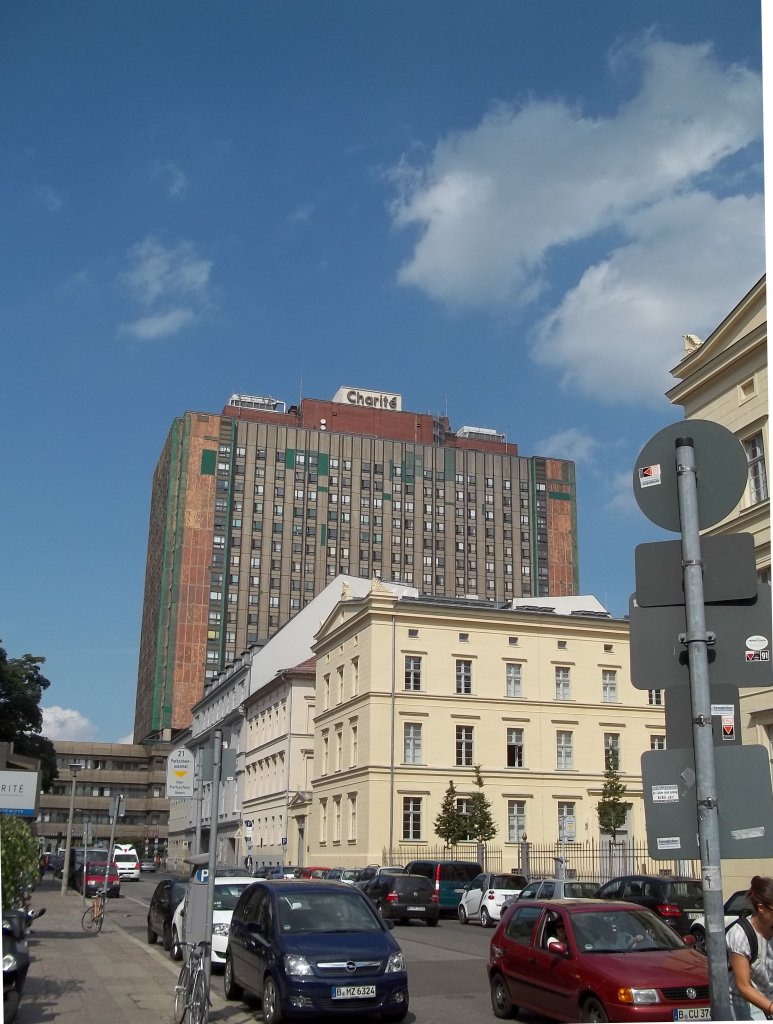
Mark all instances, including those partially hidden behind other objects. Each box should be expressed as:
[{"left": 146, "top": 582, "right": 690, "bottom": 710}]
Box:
[{"left": 16, "top": 876, "right": 258, "bottom": 1024}]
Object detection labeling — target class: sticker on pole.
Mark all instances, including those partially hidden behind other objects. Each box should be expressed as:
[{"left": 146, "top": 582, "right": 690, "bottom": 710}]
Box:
[
  {"left": 656, "top": 837, "right": 681, "bottom": 850},
  {"left": 747, "top": 635, "right": 769, "bottom": 651},
  {"left": 638, "top": 464, "right": 661, "bottom": 488},
  {"left": 652, "top": 784, "right": 680, "bottom": 803},
  {"left": 722, "top": 717, "right": 735, "bottom": 741}
]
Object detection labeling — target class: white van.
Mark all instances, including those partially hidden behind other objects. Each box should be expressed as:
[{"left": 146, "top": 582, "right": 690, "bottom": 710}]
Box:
[{"left": 112, "top": 844, "right": 141, "bottom": 881}]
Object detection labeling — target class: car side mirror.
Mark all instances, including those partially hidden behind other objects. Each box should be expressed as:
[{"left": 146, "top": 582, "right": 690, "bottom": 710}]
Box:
[
  {"left": 683, "top": 934, "right": 696, "bottom": 947},
  {"left": 550, "top": 941, "right": 569, "bottom": 956},
  {"left": 384, "top": 918, "right": 394, "bottom": 930}
]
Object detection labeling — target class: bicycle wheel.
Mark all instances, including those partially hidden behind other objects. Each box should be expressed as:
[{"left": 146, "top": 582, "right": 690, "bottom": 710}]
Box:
[
  {"left": 189, "top": 971, "right": 208, "bottom": 1024},
  {"left": 173, "top": 961, "right": 192, "bottom": 1024},
  {"left": 81, "top": 905, "right": 100, "bottom": 933}
]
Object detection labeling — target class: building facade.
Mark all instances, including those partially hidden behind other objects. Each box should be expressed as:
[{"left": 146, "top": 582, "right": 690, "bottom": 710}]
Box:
[
  {"left": 304, "top": 581, "right": 660, "bottom": 869},
  {"left": 134, "top": 386, "right": 579, "bottom": 743},
  {"left": 35, "top": 741, "right": 172, "bottom": 857}
]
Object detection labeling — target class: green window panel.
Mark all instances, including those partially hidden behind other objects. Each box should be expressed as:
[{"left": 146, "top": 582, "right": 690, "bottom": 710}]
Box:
[
  {"left": 320, "top": 524, "right": 327, "bottom": 545},
  {"left": 286, "top": 449, "right": 295, "bottom": 468},
  {"left": 444, "top": 449, "right": 455, "bottom": 480},
  {"left": 201, "top": 449, "right": 216, "bottom": 475},
  {"left": 318, "top": 453, "right": 329, "bottom": 475}
]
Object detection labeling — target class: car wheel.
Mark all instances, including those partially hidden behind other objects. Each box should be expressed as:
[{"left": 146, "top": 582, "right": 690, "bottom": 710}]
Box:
[
  {"left": 147, "top": 920, "right": 158, "bottom": 944},
  {"left": 581, "top": 997, "right": 609, "bottom": 1023},
  {"left": 458, "top": 904, "right": 468, "bottom": 924},
  {"left": 426, "top": 917, "right": 439, "bottom": 927},
  {"left": 170, "top": 927, "right": 183, "bottom": 961},
  {"left": 162, "top": 923, "right": 172, "bottom": 951},
  {"left": 490, "top": 973, "right": 516, "bottom": 1019},
  {"left": 691, "top": 926, "right": 706, "bottom": 955},
  {"left": 223, "top": 952, "right": 243, "bottom": 1001},
  {"left": 262, "top": 975, "right": 283, "bottom": 1024},
  {"left": 480, "top": 906, "right": 491, "bottom": 928}
]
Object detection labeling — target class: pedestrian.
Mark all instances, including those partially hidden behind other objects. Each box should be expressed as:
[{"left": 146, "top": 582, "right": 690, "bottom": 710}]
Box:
[{"left": 728, "top": 875, "right": 773, "bottom": 1020}]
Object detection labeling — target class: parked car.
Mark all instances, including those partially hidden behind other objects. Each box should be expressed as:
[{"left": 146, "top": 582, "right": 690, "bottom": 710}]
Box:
[
  {"left": 488, "top": 899, "right": 710, "bottom": 1022},
  {"left": 594, "top": 875, "right": 704, "bottom": 937},
  {"left": 224, "top": 879, "right": 409, "bottom": 1023},
  {"left": 322, "top": 867, "right": 361, "bottom": 884},
  {"left": 458, "top": 872, "right": 526, "bottom": 927},
  {"left": 295, "top": 866, "right": 331, "bottom": 879},
  {"left": 502, "top": 877, "right": 600, "bottom": 913},
  {"left": 112, "top": 844, "right": 141, "bottom": 881},
  {"left": 146, "top": 877, "right": 188, "bottom": 950},
  {"left": 140, "top": 859, "right": 157, "bottom": 873},
  {"left": 171, "top": 875, "right": 252, "bottom": 965},
  {"left": 689, "top": 889, "right": 750, "bottom": 954},
  {"left": 360, "top": 872, "right": 439, "bottom": 926},
  {"left": 356, "top": 864, "right": 406, "bottom": 886},
  {"left": 403, "top": 859, "right": 482, "bottom": 913},
  {"left": 73, "top": 860, "right": 121, "bottom": 898}
]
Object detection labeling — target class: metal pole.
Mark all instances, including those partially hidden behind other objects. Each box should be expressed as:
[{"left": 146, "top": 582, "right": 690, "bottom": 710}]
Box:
[
  {"left": 389, "top": 614, "right": 396, "bottom": 860},
  {"left": 675, "top": 437, "right": 731, "bottom": 1022},
  {"left": 204, "top": 730, "right": 222, "bottom": 993},
  {"left": 60, "top": 765, "right": 80, "bottom": 895},
  {"left": 194, "top": 748, "right": 203, "bottom": 856}
]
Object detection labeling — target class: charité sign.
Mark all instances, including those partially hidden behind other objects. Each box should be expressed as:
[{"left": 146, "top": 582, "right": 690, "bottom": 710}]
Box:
[{"left": 332, "top": 386, "right": 402, "bottom": 411}]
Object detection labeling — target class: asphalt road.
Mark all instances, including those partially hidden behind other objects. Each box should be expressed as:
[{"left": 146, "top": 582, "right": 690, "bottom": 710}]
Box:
[{"left": 105, "top": 872, "right": 549, "bottom": 1024}]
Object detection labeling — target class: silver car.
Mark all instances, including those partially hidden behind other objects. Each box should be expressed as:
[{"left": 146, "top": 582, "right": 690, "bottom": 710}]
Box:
[{"left": 501, "top": 877, "right": 599, "bottom": 914}]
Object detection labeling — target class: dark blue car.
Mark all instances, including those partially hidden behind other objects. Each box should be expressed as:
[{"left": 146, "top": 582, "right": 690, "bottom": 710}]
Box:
[{"left": 224, "top": 879, "right": 409, "bottom": 1023}]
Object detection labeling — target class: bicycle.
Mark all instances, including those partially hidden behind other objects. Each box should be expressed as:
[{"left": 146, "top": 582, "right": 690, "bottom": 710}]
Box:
[
  {"left": 173, "top": 940, "right": 210, "bottom": 1024},
  {"left": 80, "top": 888, "right": 106, "bottom": 934}
]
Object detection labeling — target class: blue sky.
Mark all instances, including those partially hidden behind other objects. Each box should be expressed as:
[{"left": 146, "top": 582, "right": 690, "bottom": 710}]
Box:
[{"left": 1, "top": 1, "right": 765, "bottom": 744}]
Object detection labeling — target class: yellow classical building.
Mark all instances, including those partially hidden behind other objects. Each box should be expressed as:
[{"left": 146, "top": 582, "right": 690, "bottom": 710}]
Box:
[{"left": 304, "top": 581, "right": 667, "bottom": 871}]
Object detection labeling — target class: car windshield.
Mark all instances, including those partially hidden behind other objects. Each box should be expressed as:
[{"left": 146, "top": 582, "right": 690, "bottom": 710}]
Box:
[
  {"left": 663, "top": 880, "right": 704, "bottom": 901},
  {"left": 171, "top": 882, "right": 189, "bottom": 902},
  {"left": 341, "top": 870, "right": 360, "bottom": 882},
  {"left": 277, "top": 892, "right": 382, "bottom": 934},
  {"left": 564, "top": 882, "right": 600, "bottom": 898},
  {"left": 114, "top": 854, "right": 136, "bottom": 864},
  {"left": 214, "top": 883, "right": 250, "bottom": 911},
  {"left": 570, "top": 909, "right": 685, "bottom": 953}
]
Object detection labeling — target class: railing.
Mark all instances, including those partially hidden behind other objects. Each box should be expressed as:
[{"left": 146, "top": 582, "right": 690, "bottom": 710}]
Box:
[{"left": 383, "top": 839, "right": 699, "bottom": 882}]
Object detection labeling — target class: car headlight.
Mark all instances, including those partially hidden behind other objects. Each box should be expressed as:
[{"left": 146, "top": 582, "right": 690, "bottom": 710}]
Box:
[
  {"left": 284, "top": 954, "right": 314, "bottom": 976},
  {"left": 386, "top": 951, "right": 406, "bottom": 973},
  {"left": 212, "top": 923, "right": 230, "bottom": 936},
  {"left": 3, "top": 953, "right": 17, "bottom": 971},
  {"left": 618, "top": 988, "right": 660, "bottom": 1005}
]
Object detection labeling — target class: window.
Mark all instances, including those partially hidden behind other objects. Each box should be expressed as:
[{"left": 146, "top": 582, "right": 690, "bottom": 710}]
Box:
[
  {"left": 404, "top": 723, "right": 422, "bottom": 764},
  {"left": 506, "top": 728, "right": 524, "bottom": 767},
  {"left": 456, "top": 659, "right": 472, "bottom": 694},
  {"left": 602, "top": 670, "right": 617, "bottom": 703},
  {"left": 402, "top": 797, "right": 421, "bottom": 840},
  {"left": 558, "top": 801, "right": 575, "bottom": 842},
  {"left": 555, "top": 666, "right": 571, "bottom": 701},
  {"left": 648, "top": 689, "right": 663, "bottom": 706},
  {"left": 505, "top": 663, "right": 522, "bottom": 697},
  {"left": 348, "top": 795, "right": 357, "bottom": 841},
  {"left": 405, "top": 655, "right": 422, "bottom": 691},
  {"left": 333, "top": 798, "right": 342, "bottom": 842},
  {"left": 322, "top": 736, "right": 329, "bottom": 775},
  {"left": 557, "top": 731, "right": 573, "bottom": 770},
  {"left": 604, "top": 733, "right": 620, "bottom": 769},
  {"left": 456, "top": 798, "right": 474, "bottom": 841},
  {"left": 508, "top": 800, "right": 526, "bottom": 842},
  {"left": 650, "top": 735, "right": 666, "bottom": 750},
  {"left": 745, "top": 432, "right": 768, "bottom": 503},
  {"left": 350, "top": 723, "right": 358, "bottom": 767},
  {"left": 456, "top": 725, "right": 474, "bottom": 766}
]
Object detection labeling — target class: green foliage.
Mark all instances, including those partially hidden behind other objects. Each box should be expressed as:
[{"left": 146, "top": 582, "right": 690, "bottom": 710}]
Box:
[
  {"left": 0, "top": 815, "right": 40, "bottom": 910},
  {"left": 597, "top": 749, "right": 627, "bottom": 841},
  {"left": 0, "top": 642, "right": 58, "bottom": 791},
  {"left": 467, "top": 765, "right": 498, "bottom": 843},
  {"left": 434, "top": 780, "right": 468, "bottom": 846}
]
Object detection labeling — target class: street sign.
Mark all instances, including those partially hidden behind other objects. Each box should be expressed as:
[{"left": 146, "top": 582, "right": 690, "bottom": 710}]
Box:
[
  {"left": 641, "top": 745, "right": 773, "bottom": 859},
  {"left": 629, "top": 584, "right": 772, "bottom": 689},
  {"left": 166, "top": 747, "right": 195, "bottom": 799},
  {"left": 634, "top": 534, "right": 757, "bottom": 607},
  {"left": 632, "top": 420, "right": 748, "bottom": 532},
  {"left": 243, "top": 819, "right": 253, "bottom": 839},
  {"left": 665, "top": 684, "right": 741, "bottom": 749}
]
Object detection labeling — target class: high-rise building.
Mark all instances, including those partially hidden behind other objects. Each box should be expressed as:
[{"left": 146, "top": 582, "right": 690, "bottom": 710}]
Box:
[{"left": 134, "top": 386, "right": 578, "bottom": 743}]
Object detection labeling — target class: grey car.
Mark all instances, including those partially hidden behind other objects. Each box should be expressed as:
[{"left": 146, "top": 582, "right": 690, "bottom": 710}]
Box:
[{"left": 501, "top": 877, "right": 599, "bottom": 914}]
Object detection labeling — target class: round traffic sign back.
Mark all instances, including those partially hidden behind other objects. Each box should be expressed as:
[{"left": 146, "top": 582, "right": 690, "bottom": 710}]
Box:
[{"left": 633, "top": 420, "right": 748, "bottom": 532}]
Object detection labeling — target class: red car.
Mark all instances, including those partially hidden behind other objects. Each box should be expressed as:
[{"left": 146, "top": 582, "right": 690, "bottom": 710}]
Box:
[
  {"left": 75, "top": 860, "right": 121, "bottom": 898},
  {"left": 488, "top": 899, "right": 710, "bottom": 1023}
]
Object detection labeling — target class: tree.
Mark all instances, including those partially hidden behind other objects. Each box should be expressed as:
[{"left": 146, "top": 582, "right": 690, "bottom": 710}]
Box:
[
  {"left": 0, "top": 643, "right": 58, "bottom": 791},
  {"left": 434, "top": 780, "right": 468, "bottom": 847},
  {"left": 0, "top": 815, "right": 40, "bottom": 909},
  {"left": 597, "top": 748, "right": 627, "bottom": 843},
  {"left": 467, "top": 765, "right": 498, "bottom": 843}
]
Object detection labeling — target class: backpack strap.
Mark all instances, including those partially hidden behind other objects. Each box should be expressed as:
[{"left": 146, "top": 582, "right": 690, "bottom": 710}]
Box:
[{"left": 727, "top": 915, "right": 758, "bottom": 965}]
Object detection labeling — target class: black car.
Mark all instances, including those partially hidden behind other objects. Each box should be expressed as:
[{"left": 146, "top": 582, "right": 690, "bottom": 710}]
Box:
[
  {"left": 360, "top": 872, "right": 439, "bottom": 926},
  {"left": 224, "top": 879, "right": 409, "bottom": 1023},
  {"left": 594, "top": 874, "right": 704, "bottom": 936},
  {"left": 147, "top": 878, "right": 188, "bottom": 951}
]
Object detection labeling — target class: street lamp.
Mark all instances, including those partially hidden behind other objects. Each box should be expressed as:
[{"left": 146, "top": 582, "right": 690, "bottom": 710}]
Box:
[{"left": 59, "top": 763, "right": 81, "bottom": 895}]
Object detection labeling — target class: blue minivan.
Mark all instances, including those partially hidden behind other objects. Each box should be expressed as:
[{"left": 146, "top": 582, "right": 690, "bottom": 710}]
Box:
[
  {"left": 224, "top": 879, "right": 409, "bottom": 1023},
  {"left": 403, "top": 860, "right": 482, "bottom": 912}
]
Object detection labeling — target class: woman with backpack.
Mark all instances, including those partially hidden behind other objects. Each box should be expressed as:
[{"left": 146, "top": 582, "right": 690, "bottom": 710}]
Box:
[{"left": 728, "top": 875, "right": 773, "bottom": 1020}]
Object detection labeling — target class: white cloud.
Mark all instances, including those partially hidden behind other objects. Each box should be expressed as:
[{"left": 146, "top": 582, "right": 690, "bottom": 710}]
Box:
[
  {"left": 151, "top": 161, "right": 189, "bottom": 199},
  {"left": 289, "top": 203, "right": 315, "bottom": 225},
  {"left": 605, "top": 468, "right": 640, "bottom": 517},
  {"left": 122, "top": 236, "right": 212, "bottom": 306},
  {"left": 121, "top": 307, "right": 196, "bottom": 340},
  {"left": 42, "top": 706, "right": 98, "bottom": 741},
  {"left": 533, "top": 427, "right": 599, "bottom": 465},
  {"left": 38, "top": 185, "right": 63, "bottom": 211},
  {"left": 388, "top": 35, "right": 762, "bottom": 404}
]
